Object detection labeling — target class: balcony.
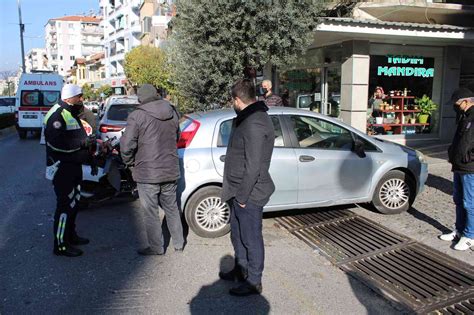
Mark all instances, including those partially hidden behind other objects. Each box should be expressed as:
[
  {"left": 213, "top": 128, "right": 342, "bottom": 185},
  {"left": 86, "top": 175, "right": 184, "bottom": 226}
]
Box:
[
  {"left": 81, "top": 26, "right": 102, "bottom": 35},
  {"left": 49, "top": 28, "right": 57, "bottom": 34},
  {"left": 50, "top": 48, "right": 58, "bottom": 56}
]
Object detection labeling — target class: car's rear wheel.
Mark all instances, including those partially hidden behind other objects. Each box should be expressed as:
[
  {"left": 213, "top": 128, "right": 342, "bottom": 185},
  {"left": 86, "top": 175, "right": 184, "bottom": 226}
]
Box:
[
  {"left": 372, "top": 170, "right": 415, "bottom": 214},
  {"left": 185, "top": 186, "right": 231, "bottom": 238}
]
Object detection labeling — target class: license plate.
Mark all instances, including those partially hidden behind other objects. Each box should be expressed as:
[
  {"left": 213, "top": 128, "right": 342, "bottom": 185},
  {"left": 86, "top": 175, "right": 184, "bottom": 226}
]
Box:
[{"left": 23, "top": 115, "right": 38, "bottom": 119}]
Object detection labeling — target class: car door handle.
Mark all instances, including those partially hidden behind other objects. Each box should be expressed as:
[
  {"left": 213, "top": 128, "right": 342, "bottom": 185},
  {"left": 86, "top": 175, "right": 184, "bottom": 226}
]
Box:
[
  {"left": 220, "top": 155, "right": 226, "bottom": 162},
  {"left": 299, "top": 155, "right": 315, "bottom": 162}
]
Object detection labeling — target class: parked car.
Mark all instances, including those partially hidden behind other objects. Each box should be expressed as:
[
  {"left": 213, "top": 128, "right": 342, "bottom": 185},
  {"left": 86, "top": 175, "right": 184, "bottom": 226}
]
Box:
[
  {"left": 99, "top": 95, "right": 126, "bottom": 118},
  {"left": 0, "top": 97, "right": 15, "bottom": 114},
  {"left": 98, "top": 95, "right": 139, "bottom": 141},
  {"left": 178, "top": 107, "right": 428, "bottom": 238},
  {"left": 87, "top": 101, "right": 100, "bottom": 113}
]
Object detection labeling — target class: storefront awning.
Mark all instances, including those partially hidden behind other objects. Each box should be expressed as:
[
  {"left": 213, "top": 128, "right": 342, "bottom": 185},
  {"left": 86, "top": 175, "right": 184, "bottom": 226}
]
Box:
[{"left": 312, "top": 18, "right": 474, "bottom": 48}]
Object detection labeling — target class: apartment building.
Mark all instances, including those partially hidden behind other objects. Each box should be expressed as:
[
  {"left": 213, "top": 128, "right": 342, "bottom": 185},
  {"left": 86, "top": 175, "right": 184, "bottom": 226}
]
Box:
[
  {"left": 140, "top": 0, "right": 174, "bottom": 47},
  {"left": 100, "top": 0, "right": 141, "bottom": 94},
  {"left": 25, "top": 48, "right": 48, "bottom": 73},
  {"left": 44, "top": 15, "right": 102, "bottom": 77}
]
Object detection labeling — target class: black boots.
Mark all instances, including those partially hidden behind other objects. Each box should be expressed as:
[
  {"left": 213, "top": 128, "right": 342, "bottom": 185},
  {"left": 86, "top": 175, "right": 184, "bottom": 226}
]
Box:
[
  {"left": 137, "top": 247, "right": 164, "bottom": 256},
  {"left": 53, "top": 233, "right": 89, "bottom": 257},
  {"left": 229, "top": 282, "right": 262, "bottom": 296},
  {"left": 70, "top": 234, "right": 90, "bottom": 245},
  {"left": 219, "top": 266, "right": 248, "bottom": 282},
  {"left": 53, "top": 245, "right": 83, "bottom": 257}
]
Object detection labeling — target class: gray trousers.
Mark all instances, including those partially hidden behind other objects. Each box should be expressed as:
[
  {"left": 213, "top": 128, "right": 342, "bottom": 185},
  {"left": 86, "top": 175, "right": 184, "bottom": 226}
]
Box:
[{"left": 137, "top": 181, "right": 184, "bottom": 253}]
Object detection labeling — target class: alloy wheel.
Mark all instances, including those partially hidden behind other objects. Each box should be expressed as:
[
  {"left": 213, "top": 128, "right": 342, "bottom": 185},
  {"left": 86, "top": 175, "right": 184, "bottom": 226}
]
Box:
[
  {"left": 195, "top": 197, "right": 230, "bottom": 232},
  {"left": 379, "top": 178, "right": 410, "bottom": 210}
]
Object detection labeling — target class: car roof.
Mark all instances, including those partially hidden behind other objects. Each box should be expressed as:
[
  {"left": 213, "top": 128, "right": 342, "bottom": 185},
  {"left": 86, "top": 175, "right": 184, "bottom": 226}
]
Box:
[
  {"left": 185, "top": 107, "right": 376, "bottom": 139},
  {"left": 108, "top": 96, "right": 139, "bottom": 105}
]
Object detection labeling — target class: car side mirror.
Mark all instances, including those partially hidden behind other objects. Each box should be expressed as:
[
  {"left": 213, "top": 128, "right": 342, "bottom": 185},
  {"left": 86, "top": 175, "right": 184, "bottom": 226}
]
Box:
[{"left": 352, "top": 138, "right": 366, "bottom": 158}]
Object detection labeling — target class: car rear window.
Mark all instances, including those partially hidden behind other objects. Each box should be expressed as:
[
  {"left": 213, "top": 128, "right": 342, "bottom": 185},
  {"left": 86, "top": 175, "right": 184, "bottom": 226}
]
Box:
[
  {"left": 20, "top": 90, "right": 60, "bottom": 107},
  {"left": 107, "top": 104, "right": 137, "bottom": 121}
]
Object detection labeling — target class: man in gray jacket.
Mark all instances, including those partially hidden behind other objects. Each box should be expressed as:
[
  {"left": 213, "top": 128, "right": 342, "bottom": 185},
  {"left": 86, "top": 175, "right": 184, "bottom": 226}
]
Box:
[
  {"left": 220, "top": 79, "right": 275, "bottom": 296},
  {"left": 121, "top": 84, "right": 184, "bottom": 255}
]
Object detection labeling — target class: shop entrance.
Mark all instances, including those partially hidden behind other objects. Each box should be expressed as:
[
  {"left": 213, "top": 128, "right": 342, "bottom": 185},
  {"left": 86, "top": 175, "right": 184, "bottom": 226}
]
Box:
[{"left": 280, "top": 65, "right": 341, "bottom": 118}]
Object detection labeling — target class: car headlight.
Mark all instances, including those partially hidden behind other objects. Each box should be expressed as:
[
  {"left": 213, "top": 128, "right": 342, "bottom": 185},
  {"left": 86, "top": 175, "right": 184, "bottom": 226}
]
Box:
[{"left": 415, "top": 150, "right": 427, "bottom": 164}]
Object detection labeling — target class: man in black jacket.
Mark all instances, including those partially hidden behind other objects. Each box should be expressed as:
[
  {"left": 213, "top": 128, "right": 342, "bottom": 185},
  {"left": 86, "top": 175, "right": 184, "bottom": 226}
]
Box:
[
  {"left": 44, "top": 84, "right": 95, "bottom": 257},
  {"left": 440, "top": 88, "right": 474, "bottom": 251},
  {"left": 121, "top": 84, "right": 184, "bottom": 255},
  {"left": 220, "top": 79, "right": 275, "bottom": 296}
]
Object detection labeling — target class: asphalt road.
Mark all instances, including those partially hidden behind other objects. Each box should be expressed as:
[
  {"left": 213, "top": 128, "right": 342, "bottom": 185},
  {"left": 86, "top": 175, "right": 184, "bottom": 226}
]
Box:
[
  {"left": 0, "top": 131, "right": 402, "bottom": 314},
  {"left": 0, "top": 131, "right": 470, "bottom": 314}
]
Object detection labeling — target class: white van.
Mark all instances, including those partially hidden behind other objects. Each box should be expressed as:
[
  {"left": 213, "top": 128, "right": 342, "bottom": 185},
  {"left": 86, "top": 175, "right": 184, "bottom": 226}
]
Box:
[{"left": 15, "top": 72, "right": 63, "bottom": 139}]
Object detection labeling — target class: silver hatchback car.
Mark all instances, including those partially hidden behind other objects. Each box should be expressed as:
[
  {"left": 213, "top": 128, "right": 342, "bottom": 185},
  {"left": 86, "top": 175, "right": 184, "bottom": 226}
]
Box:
[
  {"left": 178, "top": 107, "right": 428, "bottom": 238},
  {"left": 98, "top": 95, "right": 139, "bottom": 141}
]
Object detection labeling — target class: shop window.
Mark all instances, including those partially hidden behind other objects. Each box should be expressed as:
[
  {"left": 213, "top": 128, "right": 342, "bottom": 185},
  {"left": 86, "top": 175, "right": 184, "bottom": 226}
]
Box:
[{"left": 367, "top": 55, "right": 438, "bottom": 136}]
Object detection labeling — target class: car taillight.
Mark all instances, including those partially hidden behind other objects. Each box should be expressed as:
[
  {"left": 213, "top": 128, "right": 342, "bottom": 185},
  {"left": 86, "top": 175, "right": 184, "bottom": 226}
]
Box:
[
  {"left": 99, "top": 124, "right": 124, "bottom": 133},
  {"left": 177, "top": 119, "right": 200, "bottom": 149}
]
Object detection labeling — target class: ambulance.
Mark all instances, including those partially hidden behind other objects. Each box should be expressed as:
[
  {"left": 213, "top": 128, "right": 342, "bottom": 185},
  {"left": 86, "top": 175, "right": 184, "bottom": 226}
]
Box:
[{"left": 15, "top": 72, "right": 64, "bottom": 139}]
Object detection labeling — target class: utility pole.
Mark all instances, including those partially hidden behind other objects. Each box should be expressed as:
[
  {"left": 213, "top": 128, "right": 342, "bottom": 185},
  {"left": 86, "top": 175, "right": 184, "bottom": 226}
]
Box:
[{"left": 17, "top": 0, "right": 26, "bottom": 73}]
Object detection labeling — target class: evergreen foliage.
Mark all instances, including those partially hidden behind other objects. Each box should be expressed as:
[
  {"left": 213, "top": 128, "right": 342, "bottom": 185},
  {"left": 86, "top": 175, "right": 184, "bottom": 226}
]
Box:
[{"left": 170, "top": 0, "right": 322, "bottom": 112}]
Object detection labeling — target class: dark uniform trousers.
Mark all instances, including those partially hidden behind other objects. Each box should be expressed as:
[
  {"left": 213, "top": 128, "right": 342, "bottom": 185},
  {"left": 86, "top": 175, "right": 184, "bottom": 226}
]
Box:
[
  {"left": 52, "top": 162, "right": 82, "bottom": 250},
  {"left": 230, "top": 198, "right": 265, "bottom": 285}
]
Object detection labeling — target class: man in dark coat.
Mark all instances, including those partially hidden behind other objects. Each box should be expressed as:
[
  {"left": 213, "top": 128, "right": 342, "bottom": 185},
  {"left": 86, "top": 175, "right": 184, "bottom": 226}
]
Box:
[
  {"left": 220, "top": 79, "right": 275, "bottom": 296},
  {"left": 120, "top": 84, "right": 184, "bottom": 255},
  {"left": 259, "top": 79, "right": 283, "bottom": 107},
  {"left": 440, "top": 88, "right": 474, "bottom": 251}
]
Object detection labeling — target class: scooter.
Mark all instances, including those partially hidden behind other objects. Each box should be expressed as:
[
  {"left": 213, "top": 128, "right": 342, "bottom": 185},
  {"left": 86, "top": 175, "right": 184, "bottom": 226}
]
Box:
[{"left": 80, "top": 137, "right": 137, "bottom": 205}]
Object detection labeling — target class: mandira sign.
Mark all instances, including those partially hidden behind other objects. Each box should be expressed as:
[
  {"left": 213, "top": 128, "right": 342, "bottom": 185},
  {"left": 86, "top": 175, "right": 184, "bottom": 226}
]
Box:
[{"left": 377, "top": 55, "right": 434, "bottom": 78}]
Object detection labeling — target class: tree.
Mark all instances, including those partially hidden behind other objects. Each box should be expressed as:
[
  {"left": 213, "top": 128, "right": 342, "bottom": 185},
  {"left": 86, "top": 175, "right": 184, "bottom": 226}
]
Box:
[
  {"left": 97, "top": 84, "right": 113, "bottom": 99},
  {"left": 170, "top": 0, "right": 322, "bottom": 111},
  {"left": 82, "top": 83, "right": 97, "bottom": 100},
  {"left": 1, "top": 70, "right": 17, "bottom": 96},
  {"left": 124, "top": 45, "right": 173, "bottom": 93}
]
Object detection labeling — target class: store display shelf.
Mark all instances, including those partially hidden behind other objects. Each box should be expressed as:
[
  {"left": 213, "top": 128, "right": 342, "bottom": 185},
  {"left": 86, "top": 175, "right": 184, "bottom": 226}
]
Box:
[
  {"left": 368, "top": 123, "right": 430, "bottom": 127},
  {"left": 379, "top": 110, "right": 421, "bottom": 113}
]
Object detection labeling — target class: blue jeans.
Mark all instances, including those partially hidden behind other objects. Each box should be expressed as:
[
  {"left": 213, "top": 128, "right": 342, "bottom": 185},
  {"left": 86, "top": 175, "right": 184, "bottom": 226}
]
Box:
[
  {"left": 230, "top": 199, "right": 264, "bottom": 285},
  {"left": 453, "top": 172, "right": 474, "bottom": 239}
]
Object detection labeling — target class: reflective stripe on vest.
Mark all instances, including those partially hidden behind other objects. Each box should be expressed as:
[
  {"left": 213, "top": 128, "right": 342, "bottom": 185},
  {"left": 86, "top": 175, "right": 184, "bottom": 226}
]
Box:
[{"left": 44, "top": 103, "right": 81, "bottom": 130}]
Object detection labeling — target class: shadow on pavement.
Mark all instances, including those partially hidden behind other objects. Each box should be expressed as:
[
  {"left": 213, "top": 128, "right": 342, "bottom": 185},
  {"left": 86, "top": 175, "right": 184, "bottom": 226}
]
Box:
[
  {"left": 407, "top": 206, "right": 451, "bottom": 234},
  {"left": 425, "top": 173, "right": 453, "bottom": 196},
  {"left": 189, "top": 255, "right": 270, "bottom": 315}
]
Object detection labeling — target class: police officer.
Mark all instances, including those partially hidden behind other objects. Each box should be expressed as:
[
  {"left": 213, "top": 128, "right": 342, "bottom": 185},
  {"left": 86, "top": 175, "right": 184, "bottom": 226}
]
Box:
[{"left": 44, "top": 84, "right": 95, "bottom": 257}]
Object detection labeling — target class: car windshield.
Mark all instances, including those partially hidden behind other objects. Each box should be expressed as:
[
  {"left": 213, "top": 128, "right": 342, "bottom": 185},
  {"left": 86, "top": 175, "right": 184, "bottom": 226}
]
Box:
[{"left": 107, "top": 104, "right": 137, "bottom": 121}]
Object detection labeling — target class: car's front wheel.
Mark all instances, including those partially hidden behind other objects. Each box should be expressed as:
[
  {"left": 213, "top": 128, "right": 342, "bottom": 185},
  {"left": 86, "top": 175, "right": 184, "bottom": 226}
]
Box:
[
  {"left": 372, "top": 170, "right": 415, "bottom": 214},
  {"left": 185, "top": 186, "right": 231, "bottom": 238}
]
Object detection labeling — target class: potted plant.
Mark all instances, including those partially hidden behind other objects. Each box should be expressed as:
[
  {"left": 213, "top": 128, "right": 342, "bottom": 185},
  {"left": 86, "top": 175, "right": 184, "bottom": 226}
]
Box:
[{"left": 415, "top": 95, "right": 438, "bottom": 124}]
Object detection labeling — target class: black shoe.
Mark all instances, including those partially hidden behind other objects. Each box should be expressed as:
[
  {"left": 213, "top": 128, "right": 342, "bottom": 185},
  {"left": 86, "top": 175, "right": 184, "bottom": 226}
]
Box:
[
  {"left": 70, "top": 234, "right": 90, "bottom": 246},
  {"left": 229, "top": 282, "right": 262, "bottom": 296},
  {"left": 137, "top": 247, "right": 164, "bottom": 256},
  {"left": 174, "top": 247, "right": 184, "bottom": 252},
  {"left": 219, "top": 267, "right": 247, "bottom": 282},
  {"left": 53, "top": 245, "right": 83, "bottom": 257}
]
